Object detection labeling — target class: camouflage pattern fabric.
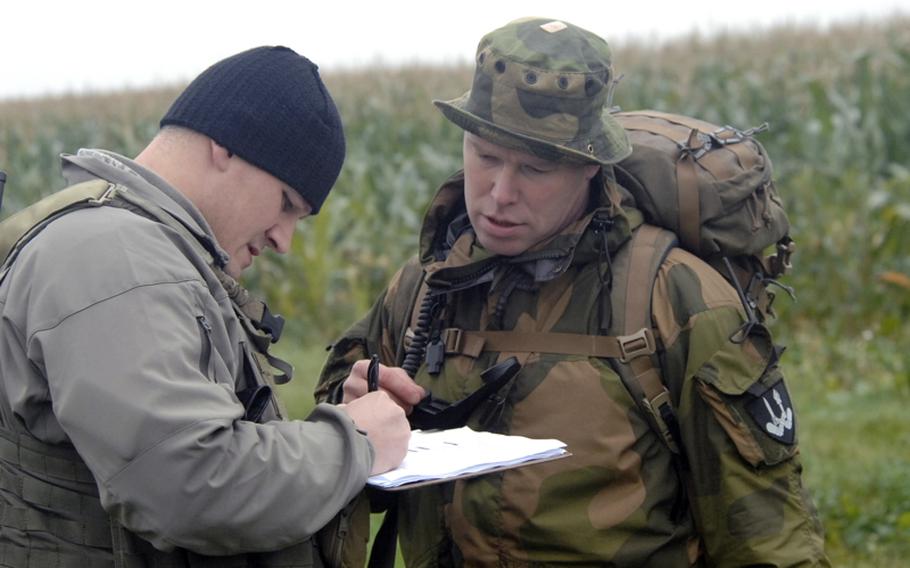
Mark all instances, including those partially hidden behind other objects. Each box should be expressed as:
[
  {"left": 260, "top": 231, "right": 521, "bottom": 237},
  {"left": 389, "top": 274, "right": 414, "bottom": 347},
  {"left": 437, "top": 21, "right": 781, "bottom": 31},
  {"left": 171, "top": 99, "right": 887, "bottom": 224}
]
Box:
[
  {"left": 434, "top": 17, "right": 631, "bottom": 166},
  {"left": 316, "top": 173, "right": 829, "bottom": 567}
]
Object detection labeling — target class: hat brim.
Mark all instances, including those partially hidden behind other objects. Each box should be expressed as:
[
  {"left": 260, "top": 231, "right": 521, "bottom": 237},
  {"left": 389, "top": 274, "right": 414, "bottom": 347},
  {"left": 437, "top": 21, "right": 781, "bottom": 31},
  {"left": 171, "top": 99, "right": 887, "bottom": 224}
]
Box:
[{"left": 434, "top": 91, "right": 632, "bottom": 166}]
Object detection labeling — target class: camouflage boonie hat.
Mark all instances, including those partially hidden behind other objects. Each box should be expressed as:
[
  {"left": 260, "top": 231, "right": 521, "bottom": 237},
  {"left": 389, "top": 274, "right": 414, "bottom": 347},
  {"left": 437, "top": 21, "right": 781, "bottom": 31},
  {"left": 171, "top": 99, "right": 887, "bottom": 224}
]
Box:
[{"left": 435, "top": 17, "right": 632, "bottom": 165}]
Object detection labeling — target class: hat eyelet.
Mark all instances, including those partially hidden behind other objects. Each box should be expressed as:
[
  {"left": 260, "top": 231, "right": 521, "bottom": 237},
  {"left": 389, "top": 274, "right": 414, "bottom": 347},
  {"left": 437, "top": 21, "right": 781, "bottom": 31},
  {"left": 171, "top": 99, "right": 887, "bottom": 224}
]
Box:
[
  {"left": 524, "top": 71, "right": 537, "bottom": 85},
  {"left": 557, "top": 76, "right": 569, "bottom": 90},
  {"left": 587, "top": 143, "right": 595, "bottom": 154},
  {"left": 494, "top": 60, "right": 506, "bottom": 74},
  {"left": 585, "top": 78, "right": 601, "bottom": 96}
]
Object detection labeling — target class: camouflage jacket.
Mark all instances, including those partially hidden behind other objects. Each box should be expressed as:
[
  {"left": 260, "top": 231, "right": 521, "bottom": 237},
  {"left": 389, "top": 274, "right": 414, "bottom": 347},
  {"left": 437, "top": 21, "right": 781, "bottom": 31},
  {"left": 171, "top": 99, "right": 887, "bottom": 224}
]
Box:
[{"left": 317, "top": 171, "right": 829, "bottom": 567}]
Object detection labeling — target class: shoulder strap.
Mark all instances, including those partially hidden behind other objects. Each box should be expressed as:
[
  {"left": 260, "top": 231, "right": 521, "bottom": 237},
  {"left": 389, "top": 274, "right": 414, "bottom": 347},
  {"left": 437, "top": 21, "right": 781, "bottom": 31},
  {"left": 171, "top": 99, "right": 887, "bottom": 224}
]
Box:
[
  {"left": 609, "top": 224, "right": 684, "bottom": 454},
  {"left": 0, "top": 179, "right": 113, "bottom": 284}
]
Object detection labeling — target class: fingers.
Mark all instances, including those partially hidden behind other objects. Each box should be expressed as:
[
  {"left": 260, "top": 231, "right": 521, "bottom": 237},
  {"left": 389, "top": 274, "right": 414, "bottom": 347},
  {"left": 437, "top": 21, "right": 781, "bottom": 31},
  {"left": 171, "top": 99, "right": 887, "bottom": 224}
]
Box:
[
  {"left": 342, "top": 359, "right": 426, "bottom": 408},
  {"left": 341, "top": 391, "right": 412, "bottom": 474}
]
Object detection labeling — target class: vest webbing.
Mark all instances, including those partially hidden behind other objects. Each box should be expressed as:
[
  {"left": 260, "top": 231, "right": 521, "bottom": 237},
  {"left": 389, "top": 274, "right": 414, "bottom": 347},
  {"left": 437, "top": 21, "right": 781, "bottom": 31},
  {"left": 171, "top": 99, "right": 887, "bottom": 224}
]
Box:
[{"left": 0, "top": 180, "right": 309, "bottom": 567}]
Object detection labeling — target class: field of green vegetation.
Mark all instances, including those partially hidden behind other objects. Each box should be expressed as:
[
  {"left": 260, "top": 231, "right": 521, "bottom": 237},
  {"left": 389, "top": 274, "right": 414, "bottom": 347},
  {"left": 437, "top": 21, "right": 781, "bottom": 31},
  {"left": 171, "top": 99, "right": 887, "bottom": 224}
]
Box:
[{"left": 1, "top": 17, "right": 908, "bottom": 565}]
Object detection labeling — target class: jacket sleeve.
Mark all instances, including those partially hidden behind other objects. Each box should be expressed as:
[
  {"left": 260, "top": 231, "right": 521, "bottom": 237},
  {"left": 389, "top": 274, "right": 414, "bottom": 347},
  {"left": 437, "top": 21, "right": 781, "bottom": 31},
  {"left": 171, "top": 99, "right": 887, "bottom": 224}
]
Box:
[
  {"left": 17, "top": 211, "right": 374, "bottom": 556},
  {"left": 652, "top": 249, "right": 830, "bottom": 567}
]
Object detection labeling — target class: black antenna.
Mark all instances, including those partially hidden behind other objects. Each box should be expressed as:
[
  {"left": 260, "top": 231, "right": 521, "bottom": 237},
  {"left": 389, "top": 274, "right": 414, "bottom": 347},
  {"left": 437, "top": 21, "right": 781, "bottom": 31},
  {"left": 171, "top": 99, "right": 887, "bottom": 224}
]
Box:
[{"left": 0, "top": 170, "right": 6, "bottom": 212}]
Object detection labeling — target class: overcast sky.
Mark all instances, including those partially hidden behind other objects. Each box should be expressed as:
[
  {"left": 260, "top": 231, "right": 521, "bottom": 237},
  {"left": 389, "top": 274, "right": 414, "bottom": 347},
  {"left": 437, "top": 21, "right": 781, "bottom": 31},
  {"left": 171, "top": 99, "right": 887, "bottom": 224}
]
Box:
[{"left": 1, "top": 0, "right": 906, "bottom": 100}]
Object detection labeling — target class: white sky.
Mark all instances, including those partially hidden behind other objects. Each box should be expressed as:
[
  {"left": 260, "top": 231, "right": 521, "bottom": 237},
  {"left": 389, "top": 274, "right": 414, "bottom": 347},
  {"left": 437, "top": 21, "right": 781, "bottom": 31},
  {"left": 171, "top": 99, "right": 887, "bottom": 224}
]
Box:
[{"left": 0, "top": 0, "right": 906, "bottom": 100}]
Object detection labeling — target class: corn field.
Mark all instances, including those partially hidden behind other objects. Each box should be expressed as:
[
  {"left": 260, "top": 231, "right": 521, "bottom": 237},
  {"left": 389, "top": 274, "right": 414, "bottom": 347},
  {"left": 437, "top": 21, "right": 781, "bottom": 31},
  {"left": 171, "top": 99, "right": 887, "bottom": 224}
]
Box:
[{"left": 1, "top": 17, "right": 908, "bottom": 565}]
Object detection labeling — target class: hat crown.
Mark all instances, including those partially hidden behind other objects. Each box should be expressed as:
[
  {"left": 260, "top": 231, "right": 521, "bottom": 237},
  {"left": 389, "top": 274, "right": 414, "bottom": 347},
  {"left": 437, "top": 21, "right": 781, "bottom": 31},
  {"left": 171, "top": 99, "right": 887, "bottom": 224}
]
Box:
[
  {"left": 434, "top": 18, "right": 630, "bottom": 165},
  {"left": 160, "top": 46, "right": 345, "bottom": 214},
  {"left": 479, "top": 17, "right": 613, "bottom": 81}
]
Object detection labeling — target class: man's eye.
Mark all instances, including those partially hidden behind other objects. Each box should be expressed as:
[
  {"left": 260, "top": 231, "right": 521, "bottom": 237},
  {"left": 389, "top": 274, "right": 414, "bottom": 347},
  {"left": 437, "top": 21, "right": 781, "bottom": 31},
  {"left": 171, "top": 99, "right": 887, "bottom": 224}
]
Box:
[{"left": 282, "top": 193, "right": 293, "bottom": 212}]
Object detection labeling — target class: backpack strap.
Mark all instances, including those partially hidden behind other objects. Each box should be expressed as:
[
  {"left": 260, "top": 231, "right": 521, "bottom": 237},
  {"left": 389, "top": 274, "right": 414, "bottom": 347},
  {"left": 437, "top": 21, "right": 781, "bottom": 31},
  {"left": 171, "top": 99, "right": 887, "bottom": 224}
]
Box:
[
  {"left": 608, "top": 224, "right": 683, "bottom": 455},
  {"left": 439, "top": 328, "right": 655, "bottom": 362},
  {"left": 0, "top": 179, "right": 114, "bottom": 285}
]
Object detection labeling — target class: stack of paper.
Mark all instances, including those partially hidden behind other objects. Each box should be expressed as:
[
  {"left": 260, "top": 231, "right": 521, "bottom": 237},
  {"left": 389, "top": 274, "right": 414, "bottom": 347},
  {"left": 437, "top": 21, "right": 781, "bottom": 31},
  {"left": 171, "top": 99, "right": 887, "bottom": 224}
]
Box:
[{"left": 367, "top": 426, "right": 568, "bottom": 490}]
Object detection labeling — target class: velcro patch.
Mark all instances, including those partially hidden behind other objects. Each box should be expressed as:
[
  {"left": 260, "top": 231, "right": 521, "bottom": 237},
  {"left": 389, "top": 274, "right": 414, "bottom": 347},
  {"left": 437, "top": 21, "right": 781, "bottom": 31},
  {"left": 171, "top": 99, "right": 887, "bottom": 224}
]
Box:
[
  {"left": 540, "top": 21, "right": 568, "bottom": 33},
  {"left": 746, "top": 379, "right": 796, "bottom": 445}
]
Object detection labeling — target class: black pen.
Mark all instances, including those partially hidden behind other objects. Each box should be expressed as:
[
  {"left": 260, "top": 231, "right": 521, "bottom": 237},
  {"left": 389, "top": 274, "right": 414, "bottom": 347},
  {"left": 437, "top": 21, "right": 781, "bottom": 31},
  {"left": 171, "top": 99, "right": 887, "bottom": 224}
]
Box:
[{"left": 367, "top": 354, "right": 380, "bottom": 392}]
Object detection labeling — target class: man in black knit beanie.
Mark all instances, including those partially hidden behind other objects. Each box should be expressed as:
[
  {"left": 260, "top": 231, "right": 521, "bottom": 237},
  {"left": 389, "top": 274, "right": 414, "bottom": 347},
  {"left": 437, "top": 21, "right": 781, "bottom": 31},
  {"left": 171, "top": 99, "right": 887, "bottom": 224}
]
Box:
[{"left": 0, "top": 46, "right": 424, "bottom": 567}]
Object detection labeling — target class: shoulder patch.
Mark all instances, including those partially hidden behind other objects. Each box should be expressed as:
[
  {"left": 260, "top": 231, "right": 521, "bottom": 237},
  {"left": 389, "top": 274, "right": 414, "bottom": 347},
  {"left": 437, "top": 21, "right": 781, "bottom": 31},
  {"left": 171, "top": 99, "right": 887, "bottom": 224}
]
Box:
[{"left": 746, "top": 379, "right": 796, "bottom": 445}]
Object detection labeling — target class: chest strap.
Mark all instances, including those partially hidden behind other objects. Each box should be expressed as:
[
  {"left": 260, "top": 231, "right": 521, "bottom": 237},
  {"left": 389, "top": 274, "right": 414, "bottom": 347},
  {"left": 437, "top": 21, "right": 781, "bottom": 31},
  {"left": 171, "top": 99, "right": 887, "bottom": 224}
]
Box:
[{"left": 441, "top": 327, "right": 657, "bottom": 362}]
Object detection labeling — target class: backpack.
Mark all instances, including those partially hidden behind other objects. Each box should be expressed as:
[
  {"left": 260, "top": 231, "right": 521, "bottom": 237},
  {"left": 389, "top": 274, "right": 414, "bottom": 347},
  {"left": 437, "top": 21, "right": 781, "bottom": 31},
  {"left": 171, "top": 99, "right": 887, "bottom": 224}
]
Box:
[
  {"left": 613, "top": 110, "right": 795, "bottom": 328},
  {"left": 591, "top": 109, "right": 796, "bottom": 456}
]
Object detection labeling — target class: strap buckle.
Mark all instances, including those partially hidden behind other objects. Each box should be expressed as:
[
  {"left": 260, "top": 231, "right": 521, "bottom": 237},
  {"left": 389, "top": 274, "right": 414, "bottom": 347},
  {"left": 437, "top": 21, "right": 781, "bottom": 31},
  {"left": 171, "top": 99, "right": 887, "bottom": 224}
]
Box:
[
  {"left": 617, "top": 328, "right": 656, "bottom": 363},
  {"left": 259, "top": 306, "right": 285, "bottom": 343},
  {"left": 642, "top": 389, "right": 681, "bottom": 454},
  {"left": 443, "top": 328, "right": 464, "bottom": 354},
  {"left": 88, "top": 183, "right": 118, "bottom": 206},
  {"left": 768, "top": 236, "right": 795, "bottom": 277}
]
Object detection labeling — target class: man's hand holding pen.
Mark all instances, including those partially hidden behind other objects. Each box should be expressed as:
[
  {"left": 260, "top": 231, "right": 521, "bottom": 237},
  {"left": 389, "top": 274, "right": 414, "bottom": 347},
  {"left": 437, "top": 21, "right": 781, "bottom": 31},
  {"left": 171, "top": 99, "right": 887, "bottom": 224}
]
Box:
[
  {"left": 341, "top": 356, "right": 425, "bottom": 413},
  {"left": 337, "top": 356, "right": 425, "bottom": 474}
]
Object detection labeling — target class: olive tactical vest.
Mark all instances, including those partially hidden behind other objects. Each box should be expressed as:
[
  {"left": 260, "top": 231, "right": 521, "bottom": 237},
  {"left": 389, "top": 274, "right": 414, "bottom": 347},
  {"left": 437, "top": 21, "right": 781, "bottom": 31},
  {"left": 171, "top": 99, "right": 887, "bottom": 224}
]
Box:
[{"left": 0, "top": 180, "right": 317, "bottom": 568}]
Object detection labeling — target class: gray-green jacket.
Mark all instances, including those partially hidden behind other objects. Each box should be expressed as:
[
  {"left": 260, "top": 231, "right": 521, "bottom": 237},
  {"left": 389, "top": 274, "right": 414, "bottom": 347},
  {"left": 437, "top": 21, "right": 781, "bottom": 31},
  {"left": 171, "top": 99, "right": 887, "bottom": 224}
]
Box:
[{"left": 0, "top": 150, "right": 372, "bottom": 566}]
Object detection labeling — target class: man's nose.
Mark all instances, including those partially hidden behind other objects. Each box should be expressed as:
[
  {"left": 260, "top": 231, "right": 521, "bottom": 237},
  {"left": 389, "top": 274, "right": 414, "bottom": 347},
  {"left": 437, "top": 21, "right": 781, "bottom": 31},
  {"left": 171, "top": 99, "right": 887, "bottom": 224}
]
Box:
[
  {"left": 490, "top": 167, "right": 520, "bottom": 205},
  {"left": 266, "top": 217, "right": 296, "bottom": 254}
]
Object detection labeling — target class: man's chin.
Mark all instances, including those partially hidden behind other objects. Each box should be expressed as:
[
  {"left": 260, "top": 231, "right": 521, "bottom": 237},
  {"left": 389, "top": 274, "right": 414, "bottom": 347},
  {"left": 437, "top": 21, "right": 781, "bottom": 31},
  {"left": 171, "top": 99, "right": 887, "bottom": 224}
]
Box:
[
  {"left": 224, "top": 261, "right": 244, "bottom": 279},
  {"left": 477, "top": 235, "right": 529, "bottom": 257}
]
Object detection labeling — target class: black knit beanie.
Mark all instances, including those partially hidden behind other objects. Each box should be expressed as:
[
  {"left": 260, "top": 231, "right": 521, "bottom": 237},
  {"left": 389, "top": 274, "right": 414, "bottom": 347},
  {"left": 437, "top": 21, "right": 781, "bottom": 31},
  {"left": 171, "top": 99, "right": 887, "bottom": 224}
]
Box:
[{"left": 160, "top": 46, "right": 344, "bottom": 214}]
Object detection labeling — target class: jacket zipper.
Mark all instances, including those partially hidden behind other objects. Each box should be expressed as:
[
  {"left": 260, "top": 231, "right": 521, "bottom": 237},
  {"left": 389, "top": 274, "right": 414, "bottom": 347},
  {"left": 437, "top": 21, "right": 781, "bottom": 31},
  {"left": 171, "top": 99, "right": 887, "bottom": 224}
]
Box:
[{"left": 197, "top": 315, "right": 214, "bottom": 381}]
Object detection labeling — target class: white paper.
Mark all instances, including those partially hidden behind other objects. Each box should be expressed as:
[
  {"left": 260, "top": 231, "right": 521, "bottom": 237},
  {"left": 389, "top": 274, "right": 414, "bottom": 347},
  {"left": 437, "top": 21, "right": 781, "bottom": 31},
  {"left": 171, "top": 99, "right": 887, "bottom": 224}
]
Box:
[{"left": 367, "top": 426, "right": 568, "bottom": 489}]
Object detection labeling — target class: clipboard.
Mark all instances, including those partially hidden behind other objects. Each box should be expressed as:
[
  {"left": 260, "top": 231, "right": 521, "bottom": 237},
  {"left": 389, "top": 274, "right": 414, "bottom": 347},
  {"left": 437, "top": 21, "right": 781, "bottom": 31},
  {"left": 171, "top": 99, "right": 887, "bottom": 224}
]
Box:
[
  {"left": 371, "top": 451, "right": 572, "bottom": 491},
  {"left": 366, "top": 426, "right": 570, "bottom": 491}
]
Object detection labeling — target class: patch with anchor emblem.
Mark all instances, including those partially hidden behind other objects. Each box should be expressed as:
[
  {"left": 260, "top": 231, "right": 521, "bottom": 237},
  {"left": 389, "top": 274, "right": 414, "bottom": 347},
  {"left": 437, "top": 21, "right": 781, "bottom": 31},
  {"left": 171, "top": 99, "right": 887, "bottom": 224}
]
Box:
[{"left": 746, "top": 379, "right": 796, "bottom": 444}]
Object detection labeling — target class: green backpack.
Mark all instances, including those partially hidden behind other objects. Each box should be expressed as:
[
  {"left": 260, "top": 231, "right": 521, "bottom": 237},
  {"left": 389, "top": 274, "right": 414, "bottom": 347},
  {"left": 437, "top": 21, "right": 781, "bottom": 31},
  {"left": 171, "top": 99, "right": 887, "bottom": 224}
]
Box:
[
  {"left": 614, "top": 109, "right": 795, "bottom": 324},
  {"left": 603, "top": 109, "right": 795, "bottom": 455}
]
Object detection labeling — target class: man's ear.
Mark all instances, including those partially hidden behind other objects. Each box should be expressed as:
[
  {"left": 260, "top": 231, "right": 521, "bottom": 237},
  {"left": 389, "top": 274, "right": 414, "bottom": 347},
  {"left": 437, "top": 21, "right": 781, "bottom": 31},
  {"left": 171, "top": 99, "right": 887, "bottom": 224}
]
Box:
[
  {"left": 584, "top": 163, "right": 601, "bottom": 182},
  {"left": 210, "top": 140, "right": 233, "bottom": 172}
]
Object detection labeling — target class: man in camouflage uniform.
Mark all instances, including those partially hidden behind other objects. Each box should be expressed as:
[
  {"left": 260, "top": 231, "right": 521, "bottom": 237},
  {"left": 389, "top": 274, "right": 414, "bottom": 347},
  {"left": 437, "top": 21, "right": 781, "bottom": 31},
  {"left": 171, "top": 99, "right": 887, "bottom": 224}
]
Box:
[{"left": 316, "top": 18, "right": 829, "bottom": 567}]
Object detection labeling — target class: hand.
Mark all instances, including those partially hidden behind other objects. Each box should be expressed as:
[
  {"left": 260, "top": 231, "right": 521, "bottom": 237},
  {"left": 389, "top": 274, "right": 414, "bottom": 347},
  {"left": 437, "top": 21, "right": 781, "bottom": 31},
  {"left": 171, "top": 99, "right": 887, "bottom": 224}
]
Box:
[
  {"left": 342, "top": 359, "right": 425, "bottom": 413},
  {"left": 340, "top": 391, "right": 411, "bottom": 474}
]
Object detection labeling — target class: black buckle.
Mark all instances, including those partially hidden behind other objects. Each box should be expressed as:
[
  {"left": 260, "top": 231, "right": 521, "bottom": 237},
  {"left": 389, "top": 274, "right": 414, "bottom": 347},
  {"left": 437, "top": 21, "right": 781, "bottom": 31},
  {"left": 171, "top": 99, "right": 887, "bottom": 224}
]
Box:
[
  {"left": 259, "top": 306, "right": 285, "bottom": 343},
  {"left": 769, "top": 236, "right": 795, "bottom": 277}
]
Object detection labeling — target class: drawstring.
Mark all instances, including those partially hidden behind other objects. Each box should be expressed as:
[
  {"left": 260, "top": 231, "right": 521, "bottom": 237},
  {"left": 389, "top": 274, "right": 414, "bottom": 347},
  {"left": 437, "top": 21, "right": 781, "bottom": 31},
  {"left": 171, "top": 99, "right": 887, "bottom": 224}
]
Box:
[
  {"left": 592, "top": 215, "right": 615, "bottom": 332},
  {"left": 593, "top": 216, "right": 615, "bottom": 290},
  {"left": 492, "top": 268, "right": 536, "bottom": 328}
]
